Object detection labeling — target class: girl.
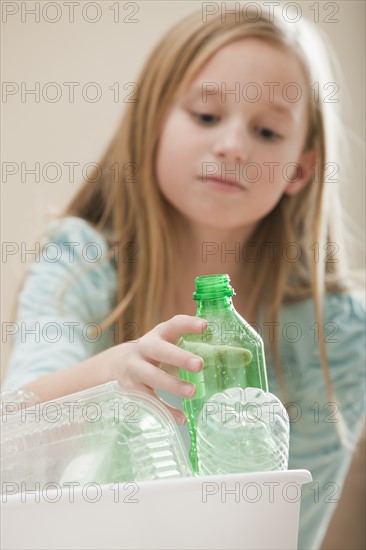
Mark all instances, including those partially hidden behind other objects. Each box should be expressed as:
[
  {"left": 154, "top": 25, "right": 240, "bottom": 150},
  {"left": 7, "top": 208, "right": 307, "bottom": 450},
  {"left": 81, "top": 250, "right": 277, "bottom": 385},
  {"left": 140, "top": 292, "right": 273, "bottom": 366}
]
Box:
[{"left": 3, "top": 5, "right": 365, "bottom": 549}]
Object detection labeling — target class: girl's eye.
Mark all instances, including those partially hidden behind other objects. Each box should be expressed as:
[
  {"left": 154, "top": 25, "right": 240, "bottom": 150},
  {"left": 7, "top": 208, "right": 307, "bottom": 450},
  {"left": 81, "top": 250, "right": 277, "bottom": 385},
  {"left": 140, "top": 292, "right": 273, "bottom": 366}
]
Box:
[
  {"left": 191, "top": 112, "right": 219, "bottom": 125},
  {"left": 256, "top": 127, "right": 282, "bottom": 141},
  {"left": 190, "top": 113, "right": 283, "bottom": 140}
]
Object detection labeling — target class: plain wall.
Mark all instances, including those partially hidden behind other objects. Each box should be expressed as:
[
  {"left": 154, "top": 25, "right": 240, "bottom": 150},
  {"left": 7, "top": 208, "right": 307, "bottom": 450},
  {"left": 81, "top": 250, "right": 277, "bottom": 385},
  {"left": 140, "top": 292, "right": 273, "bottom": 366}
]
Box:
[{"left": 1, "top": 1, "right": 365, "bottom": 548}]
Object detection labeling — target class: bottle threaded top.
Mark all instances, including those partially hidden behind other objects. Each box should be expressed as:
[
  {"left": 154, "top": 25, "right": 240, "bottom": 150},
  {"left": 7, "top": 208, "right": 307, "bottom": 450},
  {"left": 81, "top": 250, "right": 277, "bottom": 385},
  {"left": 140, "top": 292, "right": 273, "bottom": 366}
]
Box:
[{"left": 193, "top": 274, "right": 235, "bottom": 300}]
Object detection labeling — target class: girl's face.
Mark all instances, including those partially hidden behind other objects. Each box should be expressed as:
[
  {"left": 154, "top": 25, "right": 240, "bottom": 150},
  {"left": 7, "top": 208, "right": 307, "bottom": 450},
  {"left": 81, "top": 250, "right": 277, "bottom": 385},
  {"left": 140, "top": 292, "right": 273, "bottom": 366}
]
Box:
[{"left": 156, "top": 38, "right": 316, "bottom": 231}]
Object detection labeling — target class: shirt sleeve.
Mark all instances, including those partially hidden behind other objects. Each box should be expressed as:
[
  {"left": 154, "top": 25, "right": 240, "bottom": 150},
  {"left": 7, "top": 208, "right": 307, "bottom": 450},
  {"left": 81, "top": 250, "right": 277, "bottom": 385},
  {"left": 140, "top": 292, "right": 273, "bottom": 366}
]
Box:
[
  {"left": 2, "top": 216, "right": 117, "bottom": 391},
  {"left": 288, "top": 292, "right": 366, "bottom": 550}
]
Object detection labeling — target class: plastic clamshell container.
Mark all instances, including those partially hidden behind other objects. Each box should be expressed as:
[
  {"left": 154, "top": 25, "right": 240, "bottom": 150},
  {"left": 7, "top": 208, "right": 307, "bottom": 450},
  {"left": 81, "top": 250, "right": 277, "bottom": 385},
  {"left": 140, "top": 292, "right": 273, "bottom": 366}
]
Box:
[
  {"left": 1, "top": 469, "right": 312, "bottom": 550},
  {"left": 1, "top": 381, "right": 192, "bottom": 488}
]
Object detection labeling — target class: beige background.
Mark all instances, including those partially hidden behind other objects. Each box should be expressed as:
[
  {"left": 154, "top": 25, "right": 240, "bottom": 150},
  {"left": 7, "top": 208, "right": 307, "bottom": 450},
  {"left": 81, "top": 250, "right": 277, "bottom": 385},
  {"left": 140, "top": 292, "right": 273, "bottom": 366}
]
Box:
[{"left": 1, "top": 1, "right": 365, "bottom": 548}]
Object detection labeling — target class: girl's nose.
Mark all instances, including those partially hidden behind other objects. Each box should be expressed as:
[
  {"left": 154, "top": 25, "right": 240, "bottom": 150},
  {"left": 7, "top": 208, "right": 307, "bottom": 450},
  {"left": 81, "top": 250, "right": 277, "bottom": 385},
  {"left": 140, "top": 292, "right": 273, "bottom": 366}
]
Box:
[{"left": 212, "top": 123, "right": 250, "bottom": 163}]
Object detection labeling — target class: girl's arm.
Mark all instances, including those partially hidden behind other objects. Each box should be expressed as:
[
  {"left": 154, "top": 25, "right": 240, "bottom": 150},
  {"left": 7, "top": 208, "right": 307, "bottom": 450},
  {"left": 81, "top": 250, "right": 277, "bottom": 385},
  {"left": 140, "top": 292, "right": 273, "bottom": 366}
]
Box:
[
  {"left": 2, "top": 218, "right": 206, "bottom": 424},
  {"left": 21, "top": 315, "right": 207, "bottom": 424},
  {"left": 21, "top": 351, "right": 110, "bottom": 403},
  {"left": 2, "top": 217, "right": 116, "bottom": 393}
]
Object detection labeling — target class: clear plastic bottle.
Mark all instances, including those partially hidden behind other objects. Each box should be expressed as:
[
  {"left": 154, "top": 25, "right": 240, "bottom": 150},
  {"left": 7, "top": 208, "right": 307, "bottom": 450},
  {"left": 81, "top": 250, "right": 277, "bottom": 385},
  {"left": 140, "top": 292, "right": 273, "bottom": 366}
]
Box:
[
  {"left": 178, "top": 274, "right": 269, "bottom": 473},
  {"left": 196, "top": 387, "right": 289, "bottom": 475}
]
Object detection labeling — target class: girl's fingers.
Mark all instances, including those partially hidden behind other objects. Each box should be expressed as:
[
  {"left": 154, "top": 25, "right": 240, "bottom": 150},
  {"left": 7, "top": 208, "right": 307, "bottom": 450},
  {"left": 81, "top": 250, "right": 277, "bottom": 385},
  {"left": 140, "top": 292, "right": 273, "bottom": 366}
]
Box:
[
  {"left": 157, "top": 400, "right": 187, "bottom": 425},
  {"left": 156, "top": 315, "right": 208, "bottom": 343},
  {"left": 132, "top": 360, "right": 197, "bottom": 400},
  {"left": 142, "top": 340, "right": 204, "bottom": 372},
  {"left": 141, "top": 386, "right": 187, "bottom": 425},
  {"left": 127, "top": 383, "right": 186, "bottom": 425},
  {"left": 113, "top": 315, "right": 209, "bottom": 424}
]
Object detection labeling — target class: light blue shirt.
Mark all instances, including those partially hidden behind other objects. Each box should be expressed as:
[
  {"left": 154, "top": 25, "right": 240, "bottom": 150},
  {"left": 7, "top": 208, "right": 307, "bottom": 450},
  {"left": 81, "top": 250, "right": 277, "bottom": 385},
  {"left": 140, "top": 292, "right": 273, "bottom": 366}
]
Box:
[{"left": 3, "top": 216, "right": 365, "bottom": 549}]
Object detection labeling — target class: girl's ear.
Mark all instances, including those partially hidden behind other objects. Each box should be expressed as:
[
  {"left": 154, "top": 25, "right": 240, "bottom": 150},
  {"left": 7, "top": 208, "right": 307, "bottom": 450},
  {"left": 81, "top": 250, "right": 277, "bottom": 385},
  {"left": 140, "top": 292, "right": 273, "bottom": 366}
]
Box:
[{"left": 284, "top": 148, "right": 318, "bottom": 196}]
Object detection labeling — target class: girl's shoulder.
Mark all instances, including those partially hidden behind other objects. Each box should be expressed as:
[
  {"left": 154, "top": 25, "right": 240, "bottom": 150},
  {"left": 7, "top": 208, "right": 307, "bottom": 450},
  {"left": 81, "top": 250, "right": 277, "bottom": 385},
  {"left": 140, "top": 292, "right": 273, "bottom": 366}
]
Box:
[
  {"left": 44, "top": 215, "right": 111, "bottom": 250},
  {"left": 41, "top": 215, "right": 116, "bottom": 270},
  {"left": 323, "top": 290, "right": 365, "bottom": 325},
  {"left": 266, "top": 290, "right": 366, "bottom": 400},
  {"left": 19, "top": 216, "right": 117, "bottom": 309},
  {"left": 284, "top": 290, "right": 365, "bottom": 382},
  {"left": 280, "top": 290, "right": 365, "bottom": 330},
  {"left": 279, "top": 290, "right": 365, "bottom": 368}
]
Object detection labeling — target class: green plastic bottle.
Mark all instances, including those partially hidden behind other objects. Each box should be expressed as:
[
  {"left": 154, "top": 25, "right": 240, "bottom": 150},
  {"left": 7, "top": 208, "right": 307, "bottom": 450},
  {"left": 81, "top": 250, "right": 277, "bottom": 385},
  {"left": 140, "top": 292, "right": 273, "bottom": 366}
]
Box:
[{"left": 178, "top": 274, "right": 268, "bottom": 474}]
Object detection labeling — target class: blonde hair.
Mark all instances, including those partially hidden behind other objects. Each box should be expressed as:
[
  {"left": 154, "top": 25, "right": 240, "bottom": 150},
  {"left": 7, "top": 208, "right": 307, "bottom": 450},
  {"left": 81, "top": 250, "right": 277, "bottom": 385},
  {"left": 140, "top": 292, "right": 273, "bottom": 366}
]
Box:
[{"left": 9, "top": 7, "right": 361, "bottom": 443}]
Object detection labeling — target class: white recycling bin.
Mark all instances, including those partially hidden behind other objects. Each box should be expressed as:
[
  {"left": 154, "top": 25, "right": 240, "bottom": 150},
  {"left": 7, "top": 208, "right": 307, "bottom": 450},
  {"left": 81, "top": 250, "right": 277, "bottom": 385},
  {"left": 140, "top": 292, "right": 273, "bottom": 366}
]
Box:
[{"left": 1, "top": 469, "right": 311, "bottom": 550}]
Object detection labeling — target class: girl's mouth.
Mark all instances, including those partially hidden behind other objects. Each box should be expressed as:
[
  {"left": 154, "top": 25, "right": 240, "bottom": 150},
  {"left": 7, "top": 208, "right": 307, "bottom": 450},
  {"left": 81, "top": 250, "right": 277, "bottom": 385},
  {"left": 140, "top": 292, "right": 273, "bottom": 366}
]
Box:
[{"left": 200, "top": 175, "right": 245, "bottom": 192}]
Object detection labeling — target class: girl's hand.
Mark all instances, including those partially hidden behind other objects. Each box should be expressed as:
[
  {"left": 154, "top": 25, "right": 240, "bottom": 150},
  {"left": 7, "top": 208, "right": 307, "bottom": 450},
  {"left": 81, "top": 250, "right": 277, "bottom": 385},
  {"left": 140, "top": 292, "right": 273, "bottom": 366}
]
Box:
[{"left": 104, "top": 315, "right": 207, "bottom": 425}]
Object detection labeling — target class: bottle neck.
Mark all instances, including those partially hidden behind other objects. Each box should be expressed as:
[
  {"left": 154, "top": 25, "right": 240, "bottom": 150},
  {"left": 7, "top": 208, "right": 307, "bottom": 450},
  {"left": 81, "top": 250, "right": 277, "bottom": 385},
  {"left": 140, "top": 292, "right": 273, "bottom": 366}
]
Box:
[{"left": 196, "top": 295, "right": 234, "bottom": 315}]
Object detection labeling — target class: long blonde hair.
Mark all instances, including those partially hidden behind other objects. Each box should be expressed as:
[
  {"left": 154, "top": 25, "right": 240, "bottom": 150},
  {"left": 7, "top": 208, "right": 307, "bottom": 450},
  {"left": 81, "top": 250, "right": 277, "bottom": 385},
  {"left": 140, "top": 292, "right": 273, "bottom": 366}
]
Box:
[{"left": 12, "top": 7, "right": 360, "bottom": 441}]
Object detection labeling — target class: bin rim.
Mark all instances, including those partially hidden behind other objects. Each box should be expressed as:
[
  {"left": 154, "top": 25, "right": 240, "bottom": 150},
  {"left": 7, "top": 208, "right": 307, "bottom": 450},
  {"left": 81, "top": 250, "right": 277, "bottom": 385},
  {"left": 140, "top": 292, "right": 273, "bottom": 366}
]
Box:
[{"left": 1, "top": 469, "right": 312, "bottom": 505}]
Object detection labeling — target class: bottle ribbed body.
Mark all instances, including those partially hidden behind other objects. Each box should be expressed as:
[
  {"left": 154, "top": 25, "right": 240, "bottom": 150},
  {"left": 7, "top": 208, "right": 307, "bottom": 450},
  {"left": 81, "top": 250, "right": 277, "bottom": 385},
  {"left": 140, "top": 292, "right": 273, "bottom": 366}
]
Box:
[{"left": 178, "top": 274, "right": 268, "bottom": 473}]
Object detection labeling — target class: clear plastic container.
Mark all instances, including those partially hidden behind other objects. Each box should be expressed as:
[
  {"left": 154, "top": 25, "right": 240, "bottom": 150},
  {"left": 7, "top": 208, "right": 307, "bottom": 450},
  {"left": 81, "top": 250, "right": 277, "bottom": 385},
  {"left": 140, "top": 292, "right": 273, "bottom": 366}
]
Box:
[
  {"left": 0, "top": 389, "right": 38, "bottom": 416},
  {"left": 1, "top": 382, "right": 192, "bottom": 490}
]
